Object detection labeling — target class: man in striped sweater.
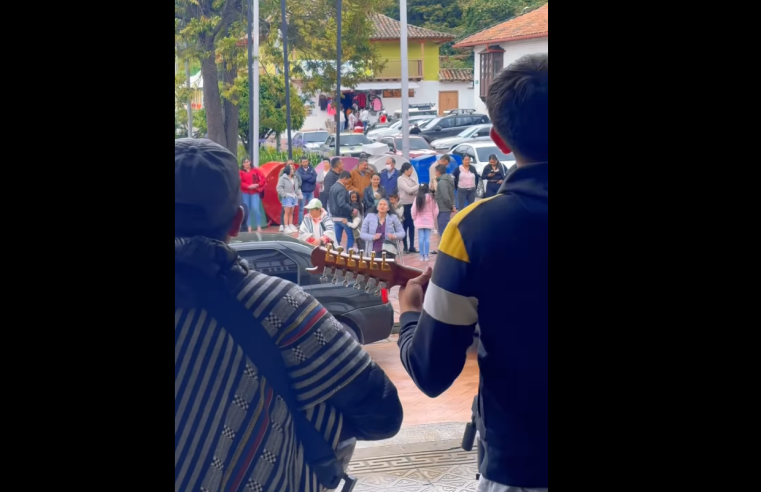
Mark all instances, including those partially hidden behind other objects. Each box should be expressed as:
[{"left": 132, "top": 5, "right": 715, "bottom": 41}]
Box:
[
  {"left": 397, "top": 54, "right": 549, "bottom": 492},
  {"left": 175, "top": 138, "right": 403, "bottom": 492}
]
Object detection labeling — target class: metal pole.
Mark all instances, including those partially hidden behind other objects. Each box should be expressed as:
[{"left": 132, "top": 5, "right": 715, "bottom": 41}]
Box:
[
  {"left": 248, "top": 0, "right": 259, "bottom": 168},
  {"left": 186, "top": 60, "right": 193, "bottom": 138},
  {"left": 281, "top": 0, "right": 293, "bottom": 160},
  {"left": 335, "top": 0, "right": 342, "bottom": 152},
  {"left": 400, "top": 0, "right": 410, "bottom": 161}
]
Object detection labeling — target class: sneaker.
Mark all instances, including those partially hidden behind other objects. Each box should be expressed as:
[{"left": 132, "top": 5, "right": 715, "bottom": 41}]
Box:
[
  {"left": 420, "top": 256, "right": 425, "bottom": 262},
  {"left": 279, "top": 225, "right": 284, "bottom": 232},
  {"left": 425, "top": 255, "right": 430, "bottom": 262}
]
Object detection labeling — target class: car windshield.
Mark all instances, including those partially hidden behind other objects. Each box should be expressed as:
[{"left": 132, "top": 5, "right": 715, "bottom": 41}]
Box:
[
  {"left": 457, "top": 127, "right": 477, "bottom": 138},
  {"left": 339, "top": 134, "right": 370, "bottom": 146},
  {"left": 390, "top": 120, "right": 403, "bottom": 130},
  {"left": 303, "top": 132, "right": 328, "bottom": 142},
  {"left": 395, "top": 138, "right": 431, "bottom": 150},
  {"left": 476, "top": 147, "right": 514, "bottom": 162}
]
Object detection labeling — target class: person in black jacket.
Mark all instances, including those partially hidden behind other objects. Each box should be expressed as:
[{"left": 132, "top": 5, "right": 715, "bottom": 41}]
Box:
[
  {"left": 397, "top": 53, "right": 549, "bottom": 492},
  {"left": 363, "top": 173, "right": 386, "bottom": 213},
  {"left": 322, "top": 157, "right": 343, "bottom": 214},
  {"left": 480, "top": 154, "right": 508, "bottom": 198},
  {"left": 328, "top": 170, "right": 358, "bottom": 249}
]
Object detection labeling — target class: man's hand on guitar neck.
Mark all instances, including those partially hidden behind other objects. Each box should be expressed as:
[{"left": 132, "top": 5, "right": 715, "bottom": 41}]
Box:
[{"left": 398, "top": 267, "right": 432, "bottom": 314}]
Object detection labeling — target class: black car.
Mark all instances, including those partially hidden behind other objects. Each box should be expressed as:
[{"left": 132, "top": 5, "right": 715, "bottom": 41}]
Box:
[
  {"left": 229, "top": 233, "right": 394, "bottom": 344},
  {"left": 417, "top": 112, "right": 491, "bottom": 143}
]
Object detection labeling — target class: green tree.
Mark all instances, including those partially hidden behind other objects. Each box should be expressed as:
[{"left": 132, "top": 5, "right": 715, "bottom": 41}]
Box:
[
  {"left": 459, "top": 0, "right": 545, "bottom": 38},
  {"left": 238, "top": 74, "right": 306, "bottom": 155},
  {"left": 260, "top": 0, "right": 391, "bottom": 95}
]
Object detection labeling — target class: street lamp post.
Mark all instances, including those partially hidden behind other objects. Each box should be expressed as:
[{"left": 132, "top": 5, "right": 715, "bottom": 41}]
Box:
[
  {"left": 400, "top": 0, "right": 410, "bottom": 160},
  {"left": 248, "top": 0, "right": 259, "bottom": 168},
  {"left": 335, "top": 0, "right": 342, "bottom": 152},
  {"left": 281, "top": 0, "right": 293, "bottom": 159}
]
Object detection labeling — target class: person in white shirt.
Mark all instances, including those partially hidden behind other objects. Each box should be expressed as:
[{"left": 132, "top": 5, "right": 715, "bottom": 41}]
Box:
[
  {"left": 359, "top": 108, "right": 370, "bottom": 134},
  {"left": 348, "top": 110, "right": 357, "bottom": 130}
]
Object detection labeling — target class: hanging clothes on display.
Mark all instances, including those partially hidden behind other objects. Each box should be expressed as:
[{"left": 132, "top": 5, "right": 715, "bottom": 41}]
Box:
[
  {"left": 372, "top": 96, "right": 383, "bottom": 112},
  {"left": 319, "top": 94, "right": 328, "bottom": 111},
  {"left": 356, "top": 92, "right": 367, "bottom": 109},
  {"left": 327, "top": 102, "right": 336, "bottom": 117}
]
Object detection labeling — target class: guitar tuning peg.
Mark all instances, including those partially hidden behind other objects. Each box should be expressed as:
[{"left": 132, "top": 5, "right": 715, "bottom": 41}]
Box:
[
  {"left": 369, "top": 252, "right": 379, "bottom": 270},
  {"left": 364, "top": 277, "right": 377, "bottom": 294},
  {"left": 353, "top": 274, "right": 365, "bottom": 290},
  {"left": 343, "top": 270, "right": 355, "bottom": 287},
  {"left": 381, "top": 251, "right": 391, "bottom": 271},
  {"left": 336, "top": 247, "right": 346, "bottom": 265}
]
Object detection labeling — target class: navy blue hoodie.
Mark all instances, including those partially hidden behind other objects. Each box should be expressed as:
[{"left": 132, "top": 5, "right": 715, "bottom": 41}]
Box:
[{"left": 398, "top": 162, "right": 548, "bottom": 488}]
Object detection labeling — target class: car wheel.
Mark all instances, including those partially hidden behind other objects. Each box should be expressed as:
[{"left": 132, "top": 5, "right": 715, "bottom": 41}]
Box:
[{"left": 339, "top": 320, "right": 362, "bottom": 344}]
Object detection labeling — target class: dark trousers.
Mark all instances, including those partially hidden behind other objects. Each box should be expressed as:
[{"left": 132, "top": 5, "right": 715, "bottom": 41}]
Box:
[
  {"left": 402, "top": 205, "right": 416, "bottom": 251},
  {"left": 437, "top": 211, "right": 452, "bottom": 238}
]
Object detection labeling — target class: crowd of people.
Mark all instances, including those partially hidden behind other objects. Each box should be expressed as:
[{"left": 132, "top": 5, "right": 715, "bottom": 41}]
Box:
[
  {"left": 176, "top": 53, "right": 548, "bottom": 492},
  {"left": 258, "top": 148, "right": 511, "bottom": 262}
]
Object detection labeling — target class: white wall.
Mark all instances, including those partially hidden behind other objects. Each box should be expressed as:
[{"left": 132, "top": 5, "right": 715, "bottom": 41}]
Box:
[
  {"left": 439, "top": 81, "right": 475, "bottom": 110},
  {"left": 472, "top": 37, "right": 548, "bottom": 115}
]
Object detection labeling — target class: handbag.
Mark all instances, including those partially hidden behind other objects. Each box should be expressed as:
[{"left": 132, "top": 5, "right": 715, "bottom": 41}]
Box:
[
  {"left": 476, "top": 180, "right": 485, "bottom": 199},
  {"left": 178, "top": 266, "right": 357, "bottom": 492}
]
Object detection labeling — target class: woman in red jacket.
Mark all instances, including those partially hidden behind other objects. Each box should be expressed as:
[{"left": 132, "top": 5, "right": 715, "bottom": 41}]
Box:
[{"left": 240, "top": 158, "right": 266, "bottom": 232}]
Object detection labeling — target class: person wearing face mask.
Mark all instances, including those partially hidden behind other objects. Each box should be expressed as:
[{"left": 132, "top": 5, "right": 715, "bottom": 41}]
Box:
[{"left": 379, "top": 158, "right": 400, "bottom": 198}]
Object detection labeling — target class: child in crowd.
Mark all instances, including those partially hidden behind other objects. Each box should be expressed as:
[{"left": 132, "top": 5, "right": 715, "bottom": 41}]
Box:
[
  {"left": 347, "top": 190, "right": 364, "bottom": 250},
  {"left": 388, "top": 191, "right": 405, "bottom": 222},
  {"left": 411, "top": 183, "right": 438, "bottom": 262}
]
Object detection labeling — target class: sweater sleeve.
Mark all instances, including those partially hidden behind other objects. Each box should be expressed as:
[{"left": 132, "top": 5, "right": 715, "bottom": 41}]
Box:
[
  {"left": 398, "top": 215, "right": 477, "bottom": 397},
  {"left": 360, "top": 215, "right": 375, "bottom": 242}
]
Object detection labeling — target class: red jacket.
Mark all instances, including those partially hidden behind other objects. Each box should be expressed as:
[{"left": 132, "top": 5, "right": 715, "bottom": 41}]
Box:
[{"left": 240, "top": 168, "right": 265, "bottom": 195}]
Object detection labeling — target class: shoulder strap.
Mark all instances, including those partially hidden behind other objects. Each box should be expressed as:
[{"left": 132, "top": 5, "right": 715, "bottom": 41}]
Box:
[{"left": 181, "top": 268, "right": 347, "bottom": 490}]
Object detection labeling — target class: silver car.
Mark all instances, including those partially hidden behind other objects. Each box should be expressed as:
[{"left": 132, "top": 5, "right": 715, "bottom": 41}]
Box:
[
  {"left": 366, "top": 116, "right": 434, "bottom": 141},
  {"left": 429, "top": 124, "right": 493, "bottom": 151}
]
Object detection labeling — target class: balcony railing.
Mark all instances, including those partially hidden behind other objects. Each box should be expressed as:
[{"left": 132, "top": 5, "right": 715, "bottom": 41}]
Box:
[{"left": 373, "top": 59, "right": 424, "bottom": 80}]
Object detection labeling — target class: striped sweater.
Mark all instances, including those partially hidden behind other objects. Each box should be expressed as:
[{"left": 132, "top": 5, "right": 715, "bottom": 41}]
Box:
[{"left": 175, "top": 236, "right": 401, "bottom": 492}]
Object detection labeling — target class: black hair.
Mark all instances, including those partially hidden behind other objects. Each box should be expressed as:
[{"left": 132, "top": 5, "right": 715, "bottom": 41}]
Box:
[
  {"left": 435, "top": 164, "right": 448, "bottom": 175},
  {"left": 415, "top": 183, "right": 430, "bottom": 212},
  {"left": 388, "top": 189, "right": 399, "bottom": 199},
  {"left": 488, "top": 154, "right": 500, "bottom": 163},
  {"left": 330, "top": 156, "right": 342, "bottom": 168},
  {"left": 358, "top": 157, "right": 368, "bottom": 165},
  {"left": 486, "top": 53, "right": 548, "bottom": 162},
  {"left": 283, "top": 165, "right": 292, "bottom": 176},
  {"left": 301, "top": 156, "right": 310, "bottom": 162},
  {"left": 348, "top": 190, "right": 363, "bottom": 214},
  {"left": 439, "top": 154, "right": 451, "bottom": 164},
  {"left": 400, "top": 162, "right": 413, "bottom": 174},
  {"left": 339, "top": 170, "right": 352, "bottom": 180}
]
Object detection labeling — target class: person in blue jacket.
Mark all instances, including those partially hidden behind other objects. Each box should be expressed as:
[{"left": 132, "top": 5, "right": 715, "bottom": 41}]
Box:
[
  {"left": 379, "top": 157, "right": 400, "bottom": 196},
  {"left": 296, "top": 156, "right": 317, "bottom": 224}
]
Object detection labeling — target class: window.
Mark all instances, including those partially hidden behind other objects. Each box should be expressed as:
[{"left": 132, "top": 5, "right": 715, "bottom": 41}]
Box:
[
  {"left": 476, "top": 127, "right": 492, "bottom": 137},
  {"left": 383, "top": 139, "right": 395, "bottom": 152},
  {"left": 395, "top": 138, "right": 431, "bottom": 150},
  {"left": 480, "top": 47, "right": 505, "bottom": 101},
  {"left": 475, "top": 146, "right": 513, "bottom": 163},
  {"left": 438, "top": 117, "right": 454, "bottom": 129},
  {"left": 455, "top": 116, "right": 474, "bottom": 127},
  {"left": 338, "top": 134, "right": 370, "bottom": 146},
  {"left": 237, "top": 249, "right": 300, "bottom": 285},
  {"left": 304, "top": 131, "right": 329, "bottom": 142},
  {"left": 453, "top": 145, "right": 474, "bottom": 159}
]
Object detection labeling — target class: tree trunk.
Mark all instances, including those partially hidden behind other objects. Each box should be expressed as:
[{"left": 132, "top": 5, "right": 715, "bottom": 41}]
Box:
[
  {"left": 201, "top": 53, "right": 226, "bottom": 147},
  {"left": 222, "top": 59, "right": 240, "bottom": 157}
]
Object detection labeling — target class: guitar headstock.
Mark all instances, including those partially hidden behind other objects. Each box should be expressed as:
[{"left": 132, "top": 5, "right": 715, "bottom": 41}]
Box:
[{"left": 306, "top": 244, "right": 423, "bottom": 296}]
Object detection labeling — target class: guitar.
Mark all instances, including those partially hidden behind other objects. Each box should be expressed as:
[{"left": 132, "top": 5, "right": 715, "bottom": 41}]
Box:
[{"left": 306, "top": 244, "right": 423, "bottom": 296}]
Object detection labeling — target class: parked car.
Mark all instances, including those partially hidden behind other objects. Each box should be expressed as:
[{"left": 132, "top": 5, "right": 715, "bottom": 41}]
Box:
[
  {"left": 378, "top": 135, "right": 438, "bottom": 159},
  {"left": 392, "top": 107, "right": 438, "bottom": 120},
  {"left": 429, "top": 124, "right": 493, "bottom": 151},
  {"left": 293, "top": 130, "right": 329, "bottom": 153},
  {"left": 319, "top": 133, "right": 371, "bottom": 158},
  {"left": 366, "top": 115, "right": 434, "bottom": 141},
  {"left": 450, "top": 141, "right": 516, "bottom": 175},
  {"left": 417, "top": 113, "right": 491, "bottom": 142},
  {"left": 230, "top": 233, "right": 394, "bottom": 344}
]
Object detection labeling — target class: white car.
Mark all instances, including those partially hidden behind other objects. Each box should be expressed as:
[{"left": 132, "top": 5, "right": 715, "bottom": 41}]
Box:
[
  {"left": 366, "top": 116, "right": 434, "bottom": 141},
  {"left": 450, "top": 141, "right": 515, "bottom": 175},
  {"left": 292, "top": 130, "right": 330, "bottom": 153},
  {"left": 429, "top": 124, "right": 493, "bottom": 151}
]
